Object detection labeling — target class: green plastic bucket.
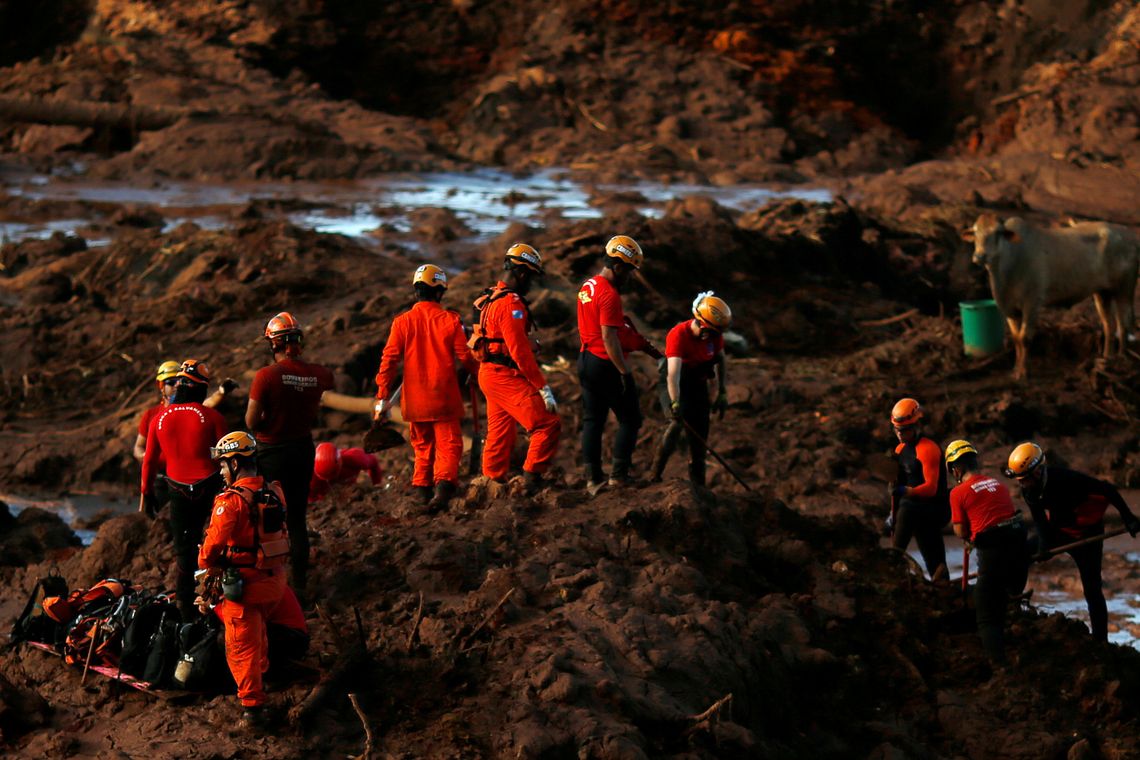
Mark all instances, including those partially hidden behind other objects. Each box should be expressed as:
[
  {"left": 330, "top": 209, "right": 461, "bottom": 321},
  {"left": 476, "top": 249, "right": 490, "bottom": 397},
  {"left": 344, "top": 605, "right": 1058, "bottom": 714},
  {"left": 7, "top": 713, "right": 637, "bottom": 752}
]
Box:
[{"left": 959, "top": 299, "right": 1005, "bottom": 357}]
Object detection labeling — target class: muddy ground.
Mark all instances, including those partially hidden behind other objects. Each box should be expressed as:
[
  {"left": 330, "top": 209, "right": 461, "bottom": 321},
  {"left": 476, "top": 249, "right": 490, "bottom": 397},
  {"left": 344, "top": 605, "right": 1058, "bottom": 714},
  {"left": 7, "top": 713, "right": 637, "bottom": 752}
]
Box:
[{"left": 4, "top": 1, "right": 1140, "bottom": 758}]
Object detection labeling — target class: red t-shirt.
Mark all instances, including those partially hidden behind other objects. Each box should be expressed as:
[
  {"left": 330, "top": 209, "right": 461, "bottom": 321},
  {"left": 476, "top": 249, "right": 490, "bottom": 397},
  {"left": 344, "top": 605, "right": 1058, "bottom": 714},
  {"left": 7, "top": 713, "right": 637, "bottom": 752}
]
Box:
[
  {"left": 950, "top": 473, "right": 1016, "bottom": 541},
  {"left": 138, "top": 403, "right": 167, "bottom": 470},
  {"left": 577, "top": 275, "right": 625, "bottom": 360},
  {"left": 249, "top": 358, "right": 335, "bottom": 444},
  {"left": 141, "top": 403, "right": 227, "bottom": 492},
  {"left": 665, "top": 320, "right": 724, "bottom": 367}
]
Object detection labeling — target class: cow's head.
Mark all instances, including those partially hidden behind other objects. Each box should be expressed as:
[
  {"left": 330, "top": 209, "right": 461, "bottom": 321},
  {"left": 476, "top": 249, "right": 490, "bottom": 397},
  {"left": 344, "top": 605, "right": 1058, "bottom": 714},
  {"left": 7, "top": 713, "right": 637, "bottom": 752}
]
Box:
[{"left": 964, "top": 214, "right": 1019, "bottom": 267}]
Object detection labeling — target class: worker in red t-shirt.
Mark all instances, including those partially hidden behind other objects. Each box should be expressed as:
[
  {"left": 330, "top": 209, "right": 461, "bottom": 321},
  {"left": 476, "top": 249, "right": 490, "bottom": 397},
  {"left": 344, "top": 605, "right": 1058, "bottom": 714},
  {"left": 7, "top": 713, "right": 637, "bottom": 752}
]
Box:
[
  {"left": 886, "top": 398, "right": 950, "bottom": 580},
  {"left": 140, "top": 359, "right": 228, "bottom": 618},
  {"left": 374, "top": 265, "right": 478, "bottom": 509},
  {"left": 471, "top": 244, "right": 561, "bottom": 493},
  {"left": 309, "top": 443, "right": 383, "bottom": 504},
  {"left": 946, "top": 440, "right": 1029, "bottom": 664},
  {"left": 650, "top": 292, "right": 730, "bottom": 487},
  {"left": 576, "top": 235, "right": 660, "bottom": 495},
  {"left": 245, "top": 312, "right": 334, "bottom": 594}
]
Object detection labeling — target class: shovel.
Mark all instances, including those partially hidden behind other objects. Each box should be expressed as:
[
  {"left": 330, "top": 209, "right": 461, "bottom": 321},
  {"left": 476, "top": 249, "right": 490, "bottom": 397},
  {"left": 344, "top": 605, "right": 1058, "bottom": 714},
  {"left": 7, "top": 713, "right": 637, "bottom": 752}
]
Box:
[{"left": 363, "top": 384, "right": 407, "bottom": 453}]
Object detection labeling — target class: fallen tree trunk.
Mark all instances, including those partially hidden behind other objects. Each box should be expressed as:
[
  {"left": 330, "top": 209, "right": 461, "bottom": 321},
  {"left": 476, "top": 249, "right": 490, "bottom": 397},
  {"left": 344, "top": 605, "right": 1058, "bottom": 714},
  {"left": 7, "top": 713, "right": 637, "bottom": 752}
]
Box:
[{"left": 0, "top": 96, "right": 197, "bottom": 131}]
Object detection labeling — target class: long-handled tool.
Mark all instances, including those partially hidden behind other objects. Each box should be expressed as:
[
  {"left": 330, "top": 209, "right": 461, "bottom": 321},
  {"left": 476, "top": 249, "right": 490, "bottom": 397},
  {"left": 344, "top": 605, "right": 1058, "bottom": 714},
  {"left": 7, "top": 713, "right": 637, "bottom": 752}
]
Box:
[
  {"left": 680, "top": 418, "right": 753, "bottom": 491},
  {"left": 961, "top": 544, "right": 971, "bottom": 594},
  {"left": 888, "top": 481, "right": 898, "bottom": 538},
  {"left": 468, "top": 381, "right": 483, "bottom": 476},
  {"left": 1039, "top": 527, "right": 1128, "bottom": 560},
  {"left": 363, "top": 384, "right": 407, "bottom": 453}
]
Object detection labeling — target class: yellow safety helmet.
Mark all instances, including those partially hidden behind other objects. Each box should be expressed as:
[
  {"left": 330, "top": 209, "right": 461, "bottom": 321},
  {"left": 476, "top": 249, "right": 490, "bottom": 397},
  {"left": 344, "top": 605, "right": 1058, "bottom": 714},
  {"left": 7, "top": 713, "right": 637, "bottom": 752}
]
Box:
[
  {"left": 945, "top": 439, "right": 977, "bottom": 465},
  {"left": 412, "top": 264, "right": 448, "bottom": 289},
  {"left": 210, "top": 431, "right": 258, "bottom": 460},
  {"left": 890, "top": 398, "right": 922, "bottom": 428},
  {"left": 1005, "top": 442, "right": 1045, "bottom": 478},
  {"left": 155, "top": 360, "right": 181, "bottom": 383},
  {"left": 692, "top": 291, "right": 732, "bottom": 331},
  {"left": 505, "top": 243, "right": 544, "bottom": 275},
  {"left": 605, "top": 235, "right": 644, "bottom": 269}
]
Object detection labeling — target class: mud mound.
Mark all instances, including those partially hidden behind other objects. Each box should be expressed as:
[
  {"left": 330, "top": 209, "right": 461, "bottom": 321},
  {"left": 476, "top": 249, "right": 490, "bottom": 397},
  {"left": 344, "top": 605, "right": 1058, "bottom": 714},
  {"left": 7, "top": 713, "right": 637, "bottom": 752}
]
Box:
[{"left": 0, "top": 505, "right": 80, "bottom": 568}]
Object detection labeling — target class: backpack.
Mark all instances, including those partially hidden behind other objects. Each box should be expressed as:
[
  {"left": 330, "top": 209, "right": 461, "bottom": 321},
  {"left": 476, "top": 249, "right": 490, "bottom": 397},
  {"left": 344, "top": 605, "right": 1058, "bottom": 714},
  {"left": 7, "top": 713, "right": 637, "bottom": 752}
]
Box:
[
  {"left": 467, "top": 286, "right": 524, "bottom": 368},
  {"left": 8, "top": 572, "right": 69, "bottom": 648},
  {"left": 173, "top": 616, "right": 232, "bottom": 692},
  {"left": 119, "top": 593, "right": 180, "bottom": 680},
  {"left": 226, "top": 484, "right": 289, "bottom": 570},
  {"left": 43, "top": 578, "right": 130, "bottom": 625}
]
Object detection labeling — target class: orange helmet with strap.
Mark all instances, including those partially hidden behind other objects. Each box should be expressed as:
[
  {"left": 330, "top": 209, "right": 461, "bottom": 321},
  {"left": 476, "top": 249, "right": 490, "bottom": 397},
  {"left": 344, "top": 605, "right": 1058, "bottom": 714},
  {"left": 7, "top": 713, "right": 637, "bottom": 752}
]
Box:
[
  {"left": 413, "top": 264, "right": 448, "bottom": 289},
  {"left": 177, "top": 359, "right": 211, "bottom": 386},
  {"left": 692, "top": 291, "right": 732, "bottom": 331},
  {"left": 1005, "top": 442, "right": 1045, "bottom": 478},
  {"left": 505, "top": 243, "right": 544, "bottom": 275},
  {"left": 890, "top": 398, "right": 922, "bottom": 427},
  {"left": 210, "top": 431, "right": 257, "bottom": 460},
  {"left": 265, "top": 312, "right": 303, "bottom": 354},
  {"left": 605, "top": 235, "right": 644, "bottom": 269}
]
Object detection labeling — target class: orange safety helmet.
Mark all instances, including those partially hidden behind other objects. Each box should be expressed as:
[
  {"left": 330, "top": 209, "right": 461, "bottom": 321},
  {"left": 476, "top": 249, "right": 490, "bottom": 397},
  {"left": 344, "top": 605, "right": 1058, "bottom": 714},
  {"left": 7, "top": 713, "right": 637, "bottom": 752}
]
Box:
[
  {"left": 314, "top": 442, "right": 342, "bottom": 481},
  {"left": 177, "top": 359, "right": 211, "bottom": 386},
  {"left": 890, "top": 398, "right": 922, "bottom": 428},
  {"left": 155, "top": 360, "right": 181, "bottom": 384},
  {"left": 605, "top": 234, "right": 644, "bottom": 269},
  {"left": 692, "top": 291, "right": 732, "bottom": 331},
  {"left": 1005, "top": 442, "right": 1046, "bottom": 478},
  {"left": 210, "top": 430, "right": 257, "bottom": 460},
  {"left": 413, "top": 264, "right": 448, "bottom": 289},
  {"left": 265, "top": 312, "right": 303, "bottom": 340},
  {"left": 505, "top": 243, "right": 544, "bottom": 275}
]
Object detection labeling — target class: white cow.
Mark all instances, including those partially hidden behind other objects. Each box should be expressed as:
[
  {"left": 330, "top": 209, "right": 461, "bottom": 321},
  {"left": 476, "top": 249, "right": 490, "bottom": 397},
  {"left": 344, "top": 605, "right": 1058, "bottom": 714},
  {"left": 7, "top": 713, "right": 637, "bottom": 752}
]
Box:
[{"left": 966, "top": 214, "right": 1138, "bottom": 380}]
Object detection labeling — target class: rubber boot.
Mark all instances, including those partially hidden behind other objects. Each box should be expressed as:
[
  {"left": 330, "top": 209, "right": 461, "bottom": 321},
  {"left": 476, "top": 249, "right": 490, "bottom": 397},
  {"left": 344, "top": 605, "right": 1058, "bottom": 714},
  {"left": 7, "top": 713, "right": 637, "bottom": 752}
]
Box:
[
  {"left": 585, "top": 466, "right": 607, "bottom": 497},
  {"left": 608, "top": 460, "right": 633, "bottom": 488},
  {"left": 413, "top": 485, "right": 434, "bottom": 504},
  {"left": 688, "top": 459, "right": 706, "bottom": 488},
  {"left": 650, "top": 422, "right": 681, "bottom": 482},
  {"left": 523, "top": 470, "right": 543, "bottom": 495},
  {"left": 428, "top": 481, "right": 455, "bottom": 512}
]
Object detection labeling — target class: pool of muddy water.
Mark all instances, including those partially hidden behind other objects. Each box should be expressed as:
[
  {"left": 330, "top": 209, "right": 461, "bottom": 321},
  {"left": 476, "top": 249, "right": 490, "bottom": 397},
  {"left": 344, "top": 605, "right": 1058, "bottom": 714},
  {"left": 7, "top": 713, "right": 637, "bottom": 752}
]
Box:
[
  {"left": 3, "top": 491, "right": 132, "bottom": 546},
  {"left": 0, "top": 166, "right": 832, "bottom": 251}
]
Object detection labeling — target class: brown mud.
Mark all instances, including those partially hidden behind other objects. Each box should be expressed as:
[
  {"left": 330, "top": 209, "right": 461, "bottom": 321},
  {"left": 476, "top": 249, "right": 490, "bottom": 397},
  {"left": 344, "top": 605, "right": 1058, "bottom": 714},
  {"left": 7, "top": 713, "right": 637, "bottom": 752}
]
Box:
[{"left": 4, "top": 1, "right": 1140, "bottom": 758}]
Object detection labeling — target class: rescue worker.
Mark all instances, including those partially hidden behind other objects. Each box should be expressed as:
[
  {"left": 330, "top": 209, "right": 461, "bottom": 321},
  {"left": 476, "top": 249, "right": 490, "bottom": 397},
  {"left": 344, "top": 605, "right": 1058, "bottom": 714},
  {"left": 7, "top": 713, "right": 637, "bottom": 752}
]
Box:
[
  {"left": 309, "top": 442, "right": 383, "bottom": 503},
  {"left": 650, "top": 292, "right": 731, "bottom": 486},
  {"left": 471, "top": 244, "right": 561, "bottom": 492},
  {"left": 200, "top": 431, "right": 287, "bottom": 728},
  {"left": 1006, "top": 442, "right": 1140, "bottom": 642},
  {"left": 373, "top": 265, "right": 478, "bottom": 509},
  {"left": 946, "top": 440, "right": 1029, "bottom": 665},
  {"left": 577, "top": 235, "right": 660, "bottom": 493},
  {"left": 133, "top": 361, "right": 181, "bottom": 462},
  {"left": 246, "top": 312, "right": 334, "bottom": 594},
  {"left": 886, "top": 398, "right": 949, "bottom": 580},
  {"left": 140, "top": 359, "right": 227, "bottom": 618}
]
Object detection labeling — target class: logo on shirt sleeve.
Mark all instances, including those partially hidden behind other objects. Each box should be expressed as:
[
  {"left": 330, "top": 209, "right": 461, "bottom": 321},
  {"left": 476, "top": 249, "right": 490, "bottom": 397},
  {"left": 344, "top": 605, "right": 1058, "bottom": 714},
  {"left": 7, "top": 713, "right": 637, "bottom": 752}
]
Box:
[
  {"left": 215, "top": 506, "right": 225, "bottom": 515},
  {"left": 511, "top": 309, "right": 524, "bottom": 319}
]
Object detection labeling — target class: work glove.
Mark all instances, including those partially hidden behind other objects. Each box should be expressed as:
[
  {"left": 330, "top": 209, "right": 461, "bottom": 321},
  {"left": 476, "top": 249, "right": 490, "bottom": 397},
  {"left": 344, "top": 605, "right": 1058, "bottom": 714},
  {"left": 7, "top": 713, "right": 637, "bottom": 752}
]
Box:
[
  {"left": 882, "top": 513, "right": 895, "bottom": 537},
  {"left": 620, "top": 373, "right": 636, "bottom": 398},
  {"left": 1125, "top": 514, "right": 1140, "bottom": 538},
  {"left": 139, "top": 492, "right": 158, "bottom": 520},
  {"left": 373, "top": 398, "right": 389, "bottom": 421},
  {"left": 891, "top": 484, "right": 909, "bottom": 500},
  {"left": 713, "top": 388, "right": 728, "bottom": 420},
  {"left": 221, "top": 378, "right": 239, "bottom": 396},
  {"left": 670, "top": 400, "right": 683, "bottom": 421},
  {"left": 539, "top": 385, "right": 558, "bottom": 413}
]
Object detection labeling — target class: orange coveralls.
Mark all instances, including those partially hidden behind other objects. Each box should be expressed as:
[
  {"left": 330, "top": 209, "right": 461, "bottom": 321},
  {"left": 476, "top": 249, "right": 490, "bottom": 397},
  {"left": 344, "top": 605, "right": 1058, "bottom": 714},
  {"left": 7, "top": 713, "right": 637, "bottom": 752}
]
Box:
[
  {"left": 375, "top": 301, "right": 477, "bottom": 487},
  {"left": 477, "top": 282, "right": 561, "bottom": 479},
  {"left": 198, "top": 475, "right": 286, "bottom": 708}
]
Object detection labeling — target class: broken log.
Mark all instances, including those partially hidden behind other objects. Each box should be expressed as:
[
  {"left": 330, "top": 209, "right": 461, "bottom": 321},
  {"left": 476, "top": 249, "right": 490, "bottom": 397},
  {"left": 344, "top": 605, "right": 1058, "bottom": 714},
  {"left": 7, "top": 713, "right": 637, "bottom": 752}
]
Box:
[{"left": 0, "top": 96, "right": 197, "bottom": 132}]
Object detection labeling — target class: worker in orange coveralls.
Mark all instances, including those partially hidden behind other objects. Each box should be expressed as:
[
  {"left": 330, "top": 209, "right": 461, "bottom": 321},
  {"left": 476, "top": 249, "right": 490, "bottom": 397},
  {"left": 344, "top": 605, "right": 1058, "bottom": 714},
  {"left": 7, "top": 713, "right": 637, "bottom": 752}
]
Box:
[
  {"left": 308, "top": 442, "right": 383, "bottom": 503},
  {"left": 470, "top": 244, "right": 561, "bottom": 494},
  {"left": 373, "top": 264, "right": 478, "bottom": 510},
  {"left": 199, "top": 431, "right": 287, "bottom": 729}
]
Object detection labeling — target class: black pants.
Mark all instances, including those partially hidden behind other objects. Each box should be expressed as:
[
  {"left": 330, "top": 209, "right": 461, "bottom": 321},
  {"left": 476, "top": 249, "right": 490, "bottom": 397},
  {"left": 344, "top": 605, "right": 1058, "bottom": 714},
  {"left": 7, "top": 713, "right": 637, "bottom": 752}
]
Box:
[
  {"left": 655, "top": 370, "right": 710, "bottom": 485},
  {"left": 1068, "top": 525, "right": 1107, "bottom": 642},
  {"left": 891, "top": 499, "right": 948, "bottom": 578},
  {"left": 167, "top": 472, "right": 223, "bottom": 613},
  {"left": 973, "top": 522, "right": 1029, "bottom": 662},
  {"left": 578, "top": 351, "right": 642, "bottom": 482},
  {"left": 257, "top": 438, "right": 315, "bottom": 592}
]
